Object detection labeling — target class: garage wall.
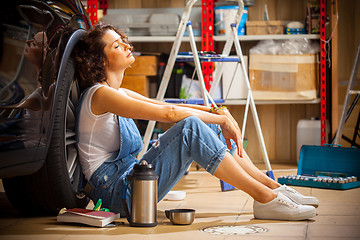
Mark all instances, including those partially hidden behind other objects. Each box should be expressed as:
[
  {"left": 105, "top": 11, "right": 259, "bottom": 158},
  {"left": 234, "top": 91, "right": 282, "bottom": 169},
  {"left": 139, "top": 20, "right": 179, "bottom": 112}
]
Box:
[{"left": 106, "top": 0, "right": 359, "bottom": 163}]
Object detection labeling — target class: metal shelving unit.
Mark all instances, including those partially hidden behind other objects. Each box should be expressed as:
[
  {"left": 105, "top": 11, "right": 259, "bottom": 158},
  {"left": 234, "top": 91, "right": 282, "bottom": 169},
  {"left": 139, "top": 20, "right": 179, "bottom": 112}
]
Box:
[
  {"left": 128, "top": 34, "right": 320, "bottom": 42},
  {"left": 224, "top": 98, "right": 321, "bottom": 105},
  {"left": 134, "top": 32, "right": 322, "bottom": 105}
]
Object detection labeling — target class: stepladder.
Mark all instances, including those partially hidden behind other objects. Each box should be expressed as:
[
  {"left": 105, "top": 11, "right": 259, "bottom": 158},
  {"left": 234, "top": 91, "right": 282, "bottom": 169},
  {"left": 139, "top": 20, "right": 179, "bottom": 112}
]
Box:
[
  {"left": 333, "top": 39, "right": 360, "bottom": 147},
  {"left": 137, "top": 0, "right": 275, "bottom": 180}
]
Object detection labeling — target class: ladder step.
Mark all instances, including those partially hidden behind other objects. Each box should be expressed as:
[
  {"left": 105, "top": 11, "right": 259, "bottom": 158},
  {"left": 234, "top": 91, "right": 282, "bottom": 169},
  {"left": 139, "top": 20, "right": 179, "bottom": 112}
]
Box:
[
  {"left": 165, "top": 98, "right": 225, "bottom": 105},
  {"left": 349, "top": 90, "right": 360, "bottom": 95},
  {"left": 176, "top": 55, "right": 240, "bottom": 62},
  {"left": 177, "top": 51, "right": 240, "bottom": 62}
]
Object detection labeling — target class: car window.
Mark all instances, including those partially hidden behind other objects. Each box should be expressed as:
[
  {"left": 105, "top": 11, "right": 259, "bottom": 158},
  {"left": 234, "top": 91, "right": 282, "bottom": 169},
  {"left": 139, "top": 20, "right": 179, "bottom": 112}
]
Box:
[{"left": 0, "top": 0, "right": 89, "bottom": 153}]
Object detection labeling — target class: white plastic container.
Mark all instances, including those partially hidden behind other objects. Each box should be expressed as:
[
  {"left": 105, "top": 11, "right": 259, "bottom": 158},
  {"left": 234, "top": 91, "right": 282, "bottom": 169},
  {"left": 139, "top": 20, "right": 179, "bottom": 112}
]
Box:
[
  {"left": 214, "top": 5, "right": 248, "bottom": 36},
  {"left": 164, "top": 191, "right": 186, "bottom": 201},
  {"left": 296, "top": 119, "right": 321, "bottom": 163},
  {"left": 218, "top": 55, "right": 248, "bottom": 99},
  {"left": 149, "top": 13, "right": 179, "bottom": 36}
]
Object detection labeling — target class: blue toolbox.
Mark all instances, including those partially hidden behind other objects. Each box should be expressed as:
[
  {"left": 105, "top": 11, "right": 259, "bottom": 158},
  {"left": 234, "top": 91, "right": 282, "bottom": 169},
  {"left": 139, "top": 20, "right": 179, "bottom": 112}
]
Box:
[{"left": 278, "top": 145, "right": 360, "bottom": 190}]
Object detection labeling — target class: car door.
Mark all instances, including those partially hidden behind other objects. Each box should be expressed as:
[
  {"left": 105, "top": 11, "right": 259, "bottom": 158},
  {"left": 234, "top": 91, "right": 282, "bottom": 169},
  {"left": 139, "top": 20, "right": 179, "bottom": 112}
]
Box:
[{"left": 0, "top": 1, "right": 50, "bottom": 175}]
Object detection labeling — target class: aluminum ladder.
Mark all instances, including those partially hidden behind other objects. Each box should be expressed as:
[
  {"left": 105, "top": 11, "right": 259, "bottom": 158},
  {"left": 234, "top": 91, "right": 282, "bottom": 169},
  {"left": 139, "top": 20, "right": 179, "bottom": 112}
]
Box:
[
  {"left": 138, "top": 0, "right": 274, "bottom": 179},
  {"left": 333, "top": 39, "right": 360, "bottom": 147}
]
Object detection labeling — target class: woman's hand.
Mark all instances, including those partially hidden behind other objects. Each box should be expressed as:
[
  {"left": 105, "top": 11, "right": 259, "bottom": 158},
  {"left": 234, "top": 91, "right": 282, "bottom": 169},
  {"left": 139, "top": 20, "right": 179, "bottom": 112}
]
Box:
[
  {"left": 218, "top": 107, "right": 241, "bottom": 133},
  {"left": 220, "top": 116, "right": 244, "bottom": 158}
]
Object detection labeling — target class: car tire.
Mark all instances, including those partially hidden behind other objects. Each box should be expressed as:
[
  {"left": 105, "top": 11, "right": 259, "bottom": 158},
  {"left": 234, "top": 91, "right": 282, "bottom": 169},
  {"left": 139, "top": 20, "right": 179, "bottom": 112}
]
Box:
[{"left": 3, "top": 59, "right": 88, "bottom": 214}]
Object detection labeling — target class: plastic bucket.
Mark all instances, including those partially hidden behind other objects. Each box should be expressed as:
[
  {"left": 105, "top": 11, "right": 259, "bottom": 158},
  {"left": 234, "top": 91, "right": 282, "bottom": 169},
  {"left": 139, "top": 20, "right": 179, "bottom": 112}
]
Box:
[{"left": 214, "top": 6, "right": 248, "bottom": 36}]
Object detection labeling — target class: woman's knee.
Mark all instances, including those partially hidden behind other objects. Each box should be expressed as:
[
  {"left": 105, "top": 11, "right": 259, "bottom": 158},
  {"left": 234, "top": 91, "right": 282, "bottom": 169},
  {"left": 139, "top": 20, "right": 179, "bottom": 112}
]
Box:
[{"left": 181, "top": 116, "right": 205, "bottom": 131}]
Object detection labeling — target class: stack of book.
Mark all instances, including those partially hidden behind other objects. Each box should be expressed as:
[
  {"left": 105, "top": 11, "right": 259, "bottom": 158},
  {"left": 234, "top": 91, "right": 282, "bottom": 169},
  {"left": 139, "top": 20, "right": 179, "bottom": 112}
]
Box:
[{"left": 57, "top": 208, "right": 120, "bottom": 227}]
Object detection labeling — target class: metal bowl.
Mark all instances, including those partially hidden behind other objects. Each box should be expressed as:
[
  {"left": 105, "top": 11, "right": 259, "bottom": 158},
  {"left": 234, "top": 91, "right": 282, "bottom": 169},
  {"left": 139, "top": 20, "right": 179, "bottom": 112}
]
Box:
[{"left": 165, "top": 209, "right": 195, "bottom": 225}]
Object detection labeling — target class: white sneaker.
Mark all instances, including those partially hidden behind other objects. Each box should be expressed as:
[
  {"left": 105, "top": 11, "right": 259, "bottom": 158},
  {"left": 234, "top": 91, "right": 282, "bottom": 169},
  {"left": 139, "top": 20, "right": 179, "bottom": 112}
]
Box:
[
  {"left": 253, "top": 192, "right": 316, "bottom": 221},
  {"left": 274, "top": 185, "right": 319, "bottom": 208}
]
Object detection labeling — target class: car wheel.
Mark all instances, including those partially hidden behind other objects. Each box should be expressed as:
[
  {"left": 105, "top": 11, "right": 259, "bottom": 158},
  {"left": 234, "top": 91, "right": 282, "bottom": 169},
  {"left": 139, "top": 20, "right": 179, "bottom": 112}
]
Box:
[{"left": 3, "top": 59, "right": 88, "bottom": 214}]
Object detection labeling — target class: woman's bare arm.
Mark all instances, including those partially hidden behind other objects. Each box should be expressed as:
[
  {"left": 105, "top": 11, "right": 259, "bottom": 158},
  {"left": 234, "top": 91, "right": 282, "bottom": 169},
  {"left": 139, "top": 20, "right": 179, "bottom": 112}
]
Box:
[{"left": 92, "top": 86, "right": 243, "bottom": 156}]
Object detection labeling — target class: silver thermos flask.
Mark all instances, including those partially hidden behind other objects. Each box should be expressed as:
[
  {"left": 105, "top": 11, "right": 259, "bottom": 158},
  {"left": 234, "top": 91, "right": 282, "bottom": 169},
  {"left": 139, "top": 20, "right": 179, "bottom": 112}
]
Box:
[{"left": 129, "top": 160, "right": 158, "bottom": 227}]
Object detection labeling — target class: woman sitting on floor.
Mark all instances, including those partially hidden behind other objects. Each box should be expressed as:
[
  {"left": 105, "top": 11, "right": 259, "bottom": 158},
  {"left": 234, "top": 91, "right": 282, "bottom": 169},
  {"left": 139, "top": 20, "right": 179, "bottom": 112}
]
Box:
[{"left": 72, "top": 23, "right": 318, "bottom": 221}]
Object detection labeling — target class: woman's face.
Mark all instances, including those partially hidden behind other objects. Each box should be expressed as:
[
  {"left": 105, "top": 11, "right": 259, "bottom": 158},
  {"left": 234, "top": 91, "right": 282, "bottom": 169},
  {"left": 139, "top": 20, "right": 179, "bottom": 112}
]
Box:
[
  {"left": 102, "top": 29, "right": 134, "bottom": 72},
  {"left": 24, "top": 31, "right": 47, "bottom": 70}
]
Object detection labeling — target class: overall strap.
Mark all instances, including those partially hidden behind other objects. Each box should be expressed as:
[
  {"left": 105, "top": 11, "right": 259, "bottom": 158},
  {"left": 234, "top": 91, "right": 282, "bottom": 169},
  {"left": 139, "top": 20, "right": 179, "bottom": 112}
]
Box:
[{"left": 116, "top": 116, "right": 143, "bottom": 160}]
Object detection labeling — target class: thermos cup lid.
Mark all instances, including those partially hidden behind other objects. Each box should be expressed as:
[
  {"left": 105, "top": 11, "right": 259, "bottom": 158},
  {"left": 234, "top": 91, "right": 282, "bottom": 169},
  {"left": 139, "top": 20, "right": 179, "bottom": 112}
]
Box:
[
  {"left": 132, "top": 160, "right": 158, "bottom": 180},
  {"left": 134, "top": 160, "right": 154, "bottom": 171}
]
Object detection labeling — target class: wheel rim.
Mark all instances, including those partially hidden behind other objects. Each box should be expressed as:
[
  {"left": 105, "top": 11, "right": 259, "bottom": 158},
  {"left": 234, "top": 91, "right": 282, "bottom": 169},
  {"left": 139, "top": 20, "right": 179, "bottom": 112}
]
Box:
[{"left": 65, "top": 81, "right": 80, "bottom": 189}]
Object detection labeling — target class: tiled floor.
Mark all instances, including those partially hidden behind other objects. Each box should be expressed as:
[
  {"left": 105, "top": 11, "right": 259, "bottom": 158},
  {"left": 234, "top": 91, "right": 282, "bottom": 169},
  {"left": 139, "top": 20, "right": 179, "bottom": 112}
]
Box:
[{"left": 1, "top": 164, "right": 360, "bottom": 240}]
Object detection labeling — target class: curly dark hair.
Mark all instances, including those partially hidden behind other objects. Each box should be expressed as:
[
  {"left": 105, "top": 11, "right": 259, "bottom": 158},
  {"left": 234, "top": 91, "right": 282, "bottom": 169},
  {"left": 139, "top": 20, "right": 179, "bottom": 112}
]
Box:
[{"left": 72, "top": 23, "right": 133, "bottom": 92}]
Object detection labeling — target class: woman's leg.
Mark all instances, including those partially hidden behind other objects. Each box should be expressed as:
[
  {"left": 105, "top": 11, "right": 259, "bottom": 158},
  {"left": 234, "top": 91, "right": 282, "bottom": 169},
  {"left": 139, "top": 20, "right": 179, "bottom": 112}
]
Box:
[
  {"left": 233, "top": 152, "right": 281, "bottom": 189},
  {"left": 214, "top": 152, "right": 276, "bottom": 203},
  {"left": 142, "top": 116, "right": 227, "bottom": 201},
  {"left": 143, "top": 116, "right": 316, "bottom": 221},
  {"left": 235, "top": 152, "right": 319, "bottom": 207},
  {"left": 143, "top": 116, "right": 275, "bottom": 203},
  {"left": 205, "top": 123, "right": 280, "bottom": 192}
]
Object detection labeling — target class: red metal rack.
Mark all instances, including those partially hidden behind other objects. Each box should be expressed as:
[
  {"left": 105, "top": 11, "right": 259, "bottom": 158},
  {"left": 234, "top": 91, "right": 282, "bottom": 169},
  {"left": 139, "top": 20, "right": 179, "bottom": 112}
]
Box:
[
  {"left": 86, "top": 0, "right": 98, "bottom": 25},
  {"left": 201, "top": 0, "right": 214, "bottom": 91},
  {"left": 99, "top": 0, "right": 108, "bottom": 15},
  {"left": 86, "top": 0, "right": 108, "bottom": 25},
  {"left": 320, "top": 0, "right": 327, "bottom": 145}
]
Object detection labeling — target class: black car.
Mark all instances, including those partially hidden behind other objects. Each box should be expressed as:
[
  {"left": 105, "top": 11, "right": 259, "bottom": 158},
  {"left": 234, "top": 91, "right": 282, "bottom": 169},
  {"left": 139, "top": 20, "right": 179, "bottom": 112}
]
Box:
[{"left": 0, "top": 0, "right": 92, "bottom": 214}]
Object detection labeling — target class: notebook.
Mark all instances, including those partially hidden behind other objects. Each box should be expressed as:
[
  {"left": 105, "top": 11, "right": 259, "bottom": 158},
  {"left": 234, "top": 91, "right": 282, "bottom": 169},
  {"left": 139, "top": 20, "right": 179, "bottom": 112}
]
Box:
[{"left": 57, "top": 208, "right": 120, "bottom": 227}]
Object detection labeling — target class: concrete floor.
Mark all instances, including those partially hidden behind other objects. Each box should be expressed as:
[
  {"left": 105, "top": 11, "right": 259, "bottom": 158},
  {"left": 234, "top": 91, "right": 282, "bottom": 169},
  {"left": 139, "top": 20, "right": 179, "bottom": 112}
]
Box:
[{"left": 1, "top": 163, "right": 360, "bottom": 240}]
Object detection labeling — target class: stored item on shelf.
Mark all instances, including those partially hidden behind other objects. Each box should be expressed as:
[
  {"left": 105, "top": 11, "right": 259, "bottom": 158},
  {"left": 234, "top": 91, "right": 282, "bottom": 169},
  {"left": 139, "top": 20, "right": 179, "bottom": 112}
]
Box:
[
  {"left": 305, "top": 0, "right": 320, "bottom": 34},
  {"left": 214, "top": 5, "right": 248, "bottom": 36},
  {"left": 286, "top": 21, "right": 306, "bottom": 35},
  {"left": 102, "top": 14, "right": 150, "bottom": 36},
  {"left": 246, "top": 20, "right": 284, "bottom": 35},
  {"left": 122, "top": 55, "right": 158, "bottom": 97},
  {"left": 149, "top": 13, "right": 180, "bottom": 36},
  {"left": 286, "top": 28, "right": 306, "bottom": 35},
  {"left": 167, "top": 63, "right": 184, "bottom": 98},
  {"left": 125, "top": 56, "right": 158, "bottom": 76},
  {"left": 122, "top": 75, "right": 150, "bottom": 97},
  {"left": 217, "top": 55, "right": 248, "bottom": 100},
  {"left": 183, "top": 21, "right": 201, "bottom": 36},
  {"left": 179, "top": 74, "right": 222, "bottom": 100},
  {"left": 102, "top": 12, "right": 179, "bottom": 36},
  {"left": 249, "top": 39, "right": 320, "bottom": 55},
  {"left": 249, "top": 53, "right": 318, "bottom": 100}
]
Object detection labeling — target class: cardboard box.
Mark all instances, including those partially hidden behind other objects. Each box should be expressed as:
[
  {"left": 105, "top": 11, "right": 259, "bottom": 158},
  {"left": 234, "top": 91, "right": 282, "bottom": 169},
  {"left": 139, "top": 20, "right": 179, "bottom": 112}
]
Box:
[
  {"left": 122, "top": 75, "right": 149, "bottom": 97},
  {"left": 246, "top": 21, "right": 284, "bottom": 35},
  {"left": 125, "top": 56, "right": 158, "bottom": 76},
  {"left": 249, "top": 53, "right": 318, "bottom": 100}
]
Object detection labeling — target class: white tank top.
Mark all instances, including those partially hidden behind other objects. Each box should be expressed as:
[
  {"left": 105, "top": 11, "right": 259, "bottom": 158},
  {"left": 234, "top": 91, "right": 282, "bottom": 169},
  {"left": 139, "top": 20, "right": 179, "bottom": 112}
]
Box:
[{"left": 77, "top": 84, "right": 120, "bottom": 180}]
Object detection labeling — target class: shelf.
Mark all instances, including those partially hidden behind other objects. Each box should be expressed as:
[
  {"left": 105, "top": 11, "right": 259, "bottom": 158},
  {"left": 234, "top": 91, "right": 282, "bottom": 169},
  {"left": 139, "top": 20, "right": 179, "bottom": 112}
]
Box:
[
  {"left": 157, "top": 98, "right": 320, "bottom": 105},
  {"left": 214, "top": 34, "right": 320, "bottom": 41},
  {"left": 128, "top": 34, "right": 320, "bottom": 43},
  {"left": 224, "top": 98, "right": 321, "bottom": 105},
  {"left": 130, "top": 32, "right": 321, "bottom": 106},
  {"left": 128, "top": 36, "right": 201, "bottom": 42}
]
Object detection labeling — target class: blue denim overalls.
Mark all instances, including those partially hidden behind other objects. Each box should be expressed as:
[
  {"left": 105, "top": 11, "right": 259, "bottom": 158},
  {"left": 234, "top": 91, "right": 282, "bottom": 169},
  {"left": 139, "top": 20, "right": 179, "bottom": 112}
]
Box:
[
  {"left": 77, "top": 86, "right": 236, "bottom": 216},
  {"left": 77, "top": 86, "right": 142, "bottom": 216}
]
